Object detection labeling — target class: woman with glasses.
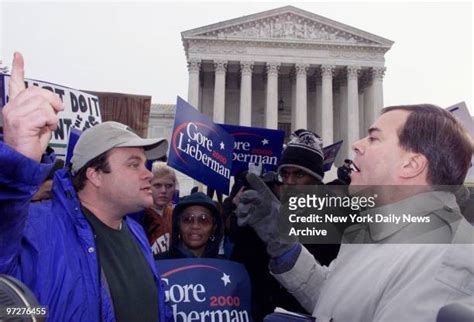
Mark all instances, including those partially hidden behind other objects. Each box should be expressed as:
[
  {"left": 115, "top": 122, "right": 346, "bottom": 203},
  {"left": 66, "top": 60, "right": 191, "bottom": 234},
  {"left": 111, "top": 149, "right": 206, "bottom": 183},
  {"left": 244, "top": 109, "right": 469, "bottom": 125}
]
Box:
[{"left": 156, "top": 192, "right": 224, "bottom": 259}]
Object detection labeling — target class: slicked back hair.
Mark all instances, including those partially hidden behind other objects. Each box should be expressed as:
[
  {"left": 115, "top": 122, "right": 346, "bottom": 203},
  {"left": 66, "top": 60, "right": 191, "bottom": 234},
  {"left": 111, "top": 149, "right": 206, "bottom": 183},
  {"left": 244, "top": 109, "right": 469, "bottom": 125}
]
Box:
[{"left": 382, "top": 104, "right": 473, "bottom": 188}]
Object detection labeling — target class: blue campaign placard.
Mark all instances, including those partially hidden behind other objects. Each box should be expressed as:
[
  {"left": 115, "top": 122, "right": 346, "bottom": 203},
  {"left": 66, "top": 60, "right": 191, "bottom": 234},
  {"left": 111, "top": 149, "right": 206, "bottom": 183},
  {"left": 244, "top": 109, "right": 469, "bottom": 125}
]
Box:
[
  {"left": 65, "top": 128, "right": 82, "bottom": 167},
  {"left": 156, "top": 258, "right": 252, "bottom": 322},
  {"left": 168, "top": 97, "right": 234, "bottom": 195},
  {"left": 219, "top": 124, "right": 285, "bottom": 176},
  {"left": 322, "top": 140, "right": 343, "bottom": 172}
]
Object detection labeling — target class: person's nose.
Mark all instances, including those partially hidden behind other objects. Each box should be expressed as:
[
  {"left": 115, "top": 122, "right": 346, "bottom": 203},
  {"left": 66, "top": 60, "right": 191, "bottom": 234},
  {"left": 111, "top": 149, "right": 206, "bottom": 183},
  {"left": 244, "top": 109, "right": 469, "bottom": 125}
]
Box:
[
  {"left": 285, "top": 174, "right": 297, "bottom": 186},
  {"left": 143, "top": 167, "right": 153, "bottom": 181},
  {"left": 190, "top": 219, "right": 201, "bottom": 229},
  {"left": 352, "top": 138, "right": 365, "bottom": 156}
]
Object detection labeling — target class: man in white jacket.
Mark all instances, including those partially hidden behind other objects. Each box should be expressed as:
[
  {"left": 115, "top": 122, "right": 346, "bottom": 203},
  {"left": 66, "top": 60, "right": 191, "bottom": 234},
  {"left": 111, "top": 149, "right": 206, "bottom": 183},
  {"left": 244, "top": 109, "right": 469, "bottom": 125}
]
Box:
[{"left": 237, "top": 104, "right": 474, "bottom": 321}]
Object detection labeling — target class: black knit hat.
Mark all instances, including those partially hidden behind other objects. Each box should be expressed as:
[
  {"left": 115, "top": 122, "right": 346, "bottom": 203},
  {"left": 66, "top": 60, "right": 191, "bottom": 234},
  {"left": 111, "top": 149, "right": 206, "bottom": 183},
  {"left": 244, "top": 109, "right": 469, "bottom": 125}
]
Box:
[{"left": 277, "top": 129, "right": 325, "bottom": 181}]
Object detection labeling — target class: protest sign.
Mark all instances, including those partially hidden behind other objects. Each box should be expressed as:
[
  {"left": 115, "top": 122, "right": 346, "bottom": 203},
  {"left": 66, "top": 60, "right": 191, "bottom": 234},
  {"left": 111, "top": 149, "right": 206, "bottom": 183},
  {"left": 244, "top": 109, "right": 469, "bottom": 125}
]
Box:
[
  {"left": 219, "top": 124, "right": 284, "bottom": 176},
  {"left": 446, "top": 102, "right": 474, "bottom": 183},
  {"left": 156, "top": 258, "right": 252, "bottom": 322},
  {"left": 0, "top": 74, "right": 101, "bottom": 158},
  {"left": 65, "top": 128, "right": 82, "bottom": 167},
  {"left": 322, "top": 140, "right": 343, "bottom": 172},
  {"left": 168, "top": 97, "right": 234, "bottom": 194},
  {"left": 447, "top": 102, "right": 474, "bottom": 137}
]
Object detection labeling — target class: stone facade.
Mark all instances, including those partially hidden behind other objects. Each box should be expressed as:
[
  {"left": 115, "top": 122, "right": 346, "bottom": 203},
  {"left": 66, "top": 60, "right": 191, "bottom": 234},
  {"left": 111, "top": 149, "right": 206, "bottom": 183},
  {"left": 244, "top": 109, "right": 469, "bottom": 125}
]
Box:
[
  {"left": 149, "top": 5, "right": 394, "bottom": 191},
  {"left": 181, "top": 5, "right": 393, "bottom": 160}
]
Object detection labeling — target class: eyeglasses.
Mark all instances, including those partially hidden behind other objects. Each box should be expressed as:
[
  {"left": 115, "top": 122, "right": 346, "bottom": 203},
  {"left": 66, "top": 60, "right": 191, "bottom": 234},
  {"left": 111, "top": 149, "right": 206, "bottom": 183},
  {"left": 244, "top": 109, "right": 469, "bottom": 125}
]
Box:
[{"left": 180, "top": 214, "right": 213, "bottom": 226}]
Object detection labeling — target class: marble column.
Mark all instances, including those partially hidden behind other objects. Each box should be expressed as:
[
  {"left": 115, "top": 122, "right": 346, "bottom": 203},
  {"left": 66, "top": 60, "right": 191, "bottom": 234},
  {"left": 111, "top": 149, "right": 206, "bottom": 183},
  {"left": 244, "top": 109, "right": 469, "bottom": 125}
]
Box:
[
  {"left": 307, "top": 78, "right": 316, "bottom": 133},
  {"left": 372, "top": 67, "right": 386, "bottom": 117},
  {"left": 357, "top": 70, "right": 367, "bottom": 136},
  {"left": 265, "top": 62, "right": 280, "bottom": 129},
  {"left": 213, "top": 60, "right": 227, "bottom": 123},
  {"left": 364, "top": 76, "right": 375, "bottom": 129},
  {"left": 333, "top": 82, "right": 341, "bottom": 143},
  {"left": 239, "top": 61, "right": 253, "bottom": 126},
  {"left": 321, "top": 65, "right": 335, "bottom": 145},
  {"left": 347, "top": 66, "right": 360, "bottom": 156},
  {"left": 339, "top": 80, "right": 348, "bottom": 144},
  {"left": 365, "top": 67, "right": 386, "bottom": 128},
  {"left": 295, "top": 63, "right": 309, "bottom": 130},
  {"left": 315, "top": 71, "right": 323, "bottom": 136},
  {"left": 290, "top": 71, "right": 296, "bottom": 131},
  {"left": 187, "top": 59, "right": 201, "bottom": 109},
  {"left": 358, "top": 88, "right": 365, "bottom": 138}
]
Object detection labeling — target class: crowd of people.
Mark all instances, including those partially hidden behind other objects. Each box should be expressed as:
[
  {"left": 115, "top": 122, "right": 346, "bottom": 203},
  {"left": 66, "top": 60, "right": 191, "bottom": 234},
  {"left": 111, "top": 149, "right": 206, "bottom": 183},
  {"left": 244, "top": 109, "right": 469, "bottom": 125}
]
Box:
[{"left": 1, "top": 52, "right": 473, "bottom": 322}]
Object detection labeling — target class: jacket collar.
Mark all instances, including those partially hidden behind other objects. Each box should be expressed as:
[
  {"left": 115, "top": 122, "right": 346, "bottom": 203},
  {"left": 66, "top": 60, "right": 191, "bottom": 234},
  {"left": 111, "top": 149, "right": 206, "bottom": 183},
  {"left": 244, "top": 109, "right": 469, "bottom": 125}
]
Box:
[{"left": 361, "top": 190, "right": 459, "bottom": 242}]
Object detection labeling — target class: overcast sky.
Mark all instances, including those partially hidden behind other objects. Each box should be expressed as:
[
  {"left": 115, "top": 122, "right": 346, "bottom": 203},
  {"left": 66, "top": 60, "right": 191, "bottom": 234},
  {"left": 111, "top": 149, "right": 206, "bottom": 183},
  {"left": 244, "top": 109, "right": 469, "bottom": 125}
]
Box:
[{"left": 1, "top": 1, "right": 472, "bottom": 112}]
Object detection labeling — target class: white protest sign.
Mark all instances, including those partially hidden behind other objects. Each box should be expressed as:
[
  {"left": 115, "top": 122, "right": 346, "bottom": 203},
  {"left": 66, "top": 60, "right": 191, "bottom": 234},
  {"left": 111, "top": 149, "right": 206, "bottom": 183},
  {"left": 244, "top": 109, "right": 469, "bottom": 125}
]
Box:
[
  {"left": 0, "top": 74, "right": 101, "bottom": 158},
  {"left": 446, "top": 102, "right": 474, "bottom": 183}
]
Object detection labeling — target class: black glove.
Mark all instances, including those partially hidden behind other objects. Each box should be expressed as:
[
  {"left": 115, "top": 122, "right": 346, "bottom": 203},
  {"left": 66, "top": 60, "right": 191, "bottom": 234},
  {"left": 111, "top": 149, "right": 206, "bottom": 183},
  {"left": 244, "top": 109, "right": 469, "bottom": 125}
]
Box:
[{"left": 235, "top": 173, "right": 297, "bottom": 258}]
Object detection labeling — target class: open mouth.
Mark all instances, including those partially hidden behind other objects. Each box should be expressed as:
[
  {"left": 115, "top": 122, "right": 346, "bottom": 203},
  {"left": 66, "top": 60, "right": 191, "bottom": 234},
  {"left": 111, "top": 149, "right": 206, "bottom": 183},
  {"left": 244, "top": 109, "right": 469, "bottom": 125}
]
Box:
[
  {"left": 141, "top": 187, "right": 152, "bottom": 193},
  {"left": 351, "top": 162, "right": 361, "bottom": 173},
  {"left": 188, "top": 234, "right": 203, "bottom": 241}
]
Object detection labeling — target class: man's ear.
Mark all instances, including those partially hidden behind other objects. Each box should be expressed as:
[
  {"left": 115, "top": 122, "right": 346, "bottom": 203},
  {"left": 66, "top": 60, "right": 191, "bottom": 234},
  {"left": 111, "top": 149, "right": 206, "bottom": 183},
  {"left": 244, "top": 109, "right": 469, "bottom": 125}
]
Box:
[
  {"left": 401, "top": 153, "right": 428, "bottom": 179},
  {"left": 85, "top": 167, "right": 102, "bottom": 188}
]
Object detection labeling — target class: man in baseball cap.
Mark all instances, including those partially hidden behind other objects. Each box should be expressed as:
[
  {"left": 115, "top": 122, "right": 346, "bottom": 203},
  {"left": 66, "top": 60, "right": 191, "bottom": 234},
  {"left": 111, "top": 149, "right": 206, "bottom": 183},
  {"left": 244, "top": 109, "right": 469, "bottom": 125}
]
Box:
[
  {"left": 71, "top": 121, "right": 167, "bottom": 175},
  {"left": 0, "top": 53, "right": 172, "bottom": 321}
]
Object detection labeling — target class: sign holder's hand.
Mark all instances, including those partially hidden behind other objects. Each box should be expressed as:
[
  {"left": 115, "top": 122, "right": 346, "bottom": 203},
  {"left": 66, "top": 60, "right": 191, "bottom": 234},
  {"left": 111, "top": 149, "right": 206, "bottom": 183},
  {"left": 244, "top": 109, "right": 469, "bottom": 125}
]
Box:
[
  {"left": 235, "top": 173, "right": 297, "bottom": 258},
  {"left": 2, "top": 52, "right": 64, "bottom": 161}
]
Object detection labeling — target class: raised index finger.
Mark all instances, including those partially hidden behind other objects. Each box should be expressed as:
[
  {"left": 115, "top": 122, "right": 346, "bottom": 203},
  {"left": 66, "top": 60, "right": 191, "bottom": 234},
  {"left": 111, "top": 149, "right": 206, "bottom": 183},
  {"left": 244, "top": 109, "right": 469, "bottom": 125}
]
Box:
[{"left": 9, "top": 52, "right": 26, "bottom": 99}]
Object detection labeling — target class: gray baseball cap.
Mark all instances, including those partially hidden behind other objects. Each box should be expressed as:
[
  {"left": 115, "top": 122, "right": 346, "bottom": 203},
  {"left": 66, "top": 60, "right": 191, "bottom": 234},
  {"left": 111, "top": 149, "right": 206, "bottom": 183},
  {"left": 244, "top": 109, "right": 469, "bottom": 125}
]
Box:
[{"left": 70, "top": 121, "right": 168, "bottom": 175}]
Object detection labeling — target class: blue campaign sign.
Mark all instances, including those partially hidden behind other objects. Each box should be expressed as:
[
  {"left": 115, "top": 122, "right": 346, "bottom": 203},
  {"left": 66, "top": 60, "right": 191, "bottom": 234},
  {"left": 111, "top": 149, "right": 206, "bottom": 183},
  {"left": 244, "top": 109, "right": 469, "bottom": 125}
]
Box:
[
  {"left": 219, "top": 124, "right": 285, "bottom": 176},
  {"left": 156, "top": 258, "right": 252, "bottom": 322},
  {"left": 322, "top": 140, "right": 343, "bottom": 172},
  {"left": 65, "top": 128, "right": 82, "bottom": 167},
  {"left": 168, "top": 97, "right": 234, "bottom": 195}
]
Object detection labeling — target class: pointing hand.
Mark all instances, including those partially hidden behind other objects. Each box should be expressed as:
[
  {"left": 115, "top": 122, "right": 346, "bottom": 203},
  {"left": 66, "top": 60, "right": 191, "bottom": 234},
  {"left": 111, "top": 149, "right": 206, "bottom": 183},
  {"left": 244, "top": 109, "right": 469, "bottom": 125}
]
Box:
[{"left": 2, "top": 52, "right": 64, "bottom": 161}]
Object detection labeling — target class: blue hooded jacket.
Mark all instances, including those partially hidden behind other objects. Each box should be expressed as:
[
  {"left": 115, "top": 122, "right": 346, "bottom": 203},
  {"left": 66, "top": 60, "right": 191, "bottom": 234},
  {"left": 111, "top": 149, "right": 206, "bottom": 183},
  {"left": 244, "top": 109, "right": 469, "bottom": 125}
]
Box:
[{"left": 0, "top": 141, "right": 171, "bottom": 322}]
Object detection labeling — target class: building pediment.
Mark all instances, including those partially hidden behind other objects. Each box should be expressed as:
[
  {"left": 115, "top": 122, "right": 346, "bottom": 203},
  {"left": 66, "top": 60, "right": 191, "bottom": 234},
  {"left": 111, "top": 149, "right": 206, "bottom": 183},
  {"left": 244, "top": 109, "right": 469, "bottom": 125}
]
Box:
[{"left": 182, "top": 6, "right": 393, "bottom": 48}]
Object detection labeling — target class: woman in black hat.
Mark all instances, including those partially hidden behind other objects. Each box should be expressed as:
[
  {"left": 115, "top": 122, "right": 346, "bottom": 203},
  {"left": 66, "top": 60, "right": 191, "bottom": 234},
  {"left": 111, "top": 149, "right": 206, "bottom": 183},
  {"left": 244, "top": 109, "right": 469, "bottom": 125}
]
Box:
[{"left": 156, "top": 192, "right": 224, "bottom": 259}]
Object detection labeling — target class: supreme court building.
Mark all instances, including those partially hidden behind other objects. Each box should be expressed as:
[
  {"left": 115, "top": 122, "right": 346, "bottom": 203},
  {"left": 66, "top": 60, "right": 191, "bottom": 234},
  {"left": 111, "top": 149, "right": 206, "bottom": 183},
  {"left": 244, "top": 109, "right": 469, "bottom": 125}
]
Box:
[{"left": 180, "top": 5, "right": 393, "bottom": 159}]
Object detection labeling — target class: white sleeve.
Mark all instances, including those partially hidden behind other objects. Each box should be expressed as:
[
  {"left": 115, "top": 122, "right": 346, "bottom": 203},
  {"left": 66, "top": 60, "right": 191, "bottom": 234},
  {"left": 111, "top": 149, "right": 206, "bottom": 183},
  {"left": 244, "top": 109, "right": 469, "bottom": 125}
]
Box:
[{"left": 271, "top": 245, "right": 333, "bottom": 313}]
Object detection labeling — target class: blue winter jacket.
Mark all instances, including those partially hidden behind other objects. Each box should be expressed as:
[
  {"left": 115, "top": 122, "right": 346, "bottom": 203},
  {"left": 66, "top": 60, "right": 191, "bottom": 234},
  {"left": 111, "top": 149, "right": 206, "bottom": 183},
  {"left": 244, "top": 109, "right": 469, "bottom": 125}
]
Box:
[{"left": 0, "top": 141, "right": 171, "bottom": 322}]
